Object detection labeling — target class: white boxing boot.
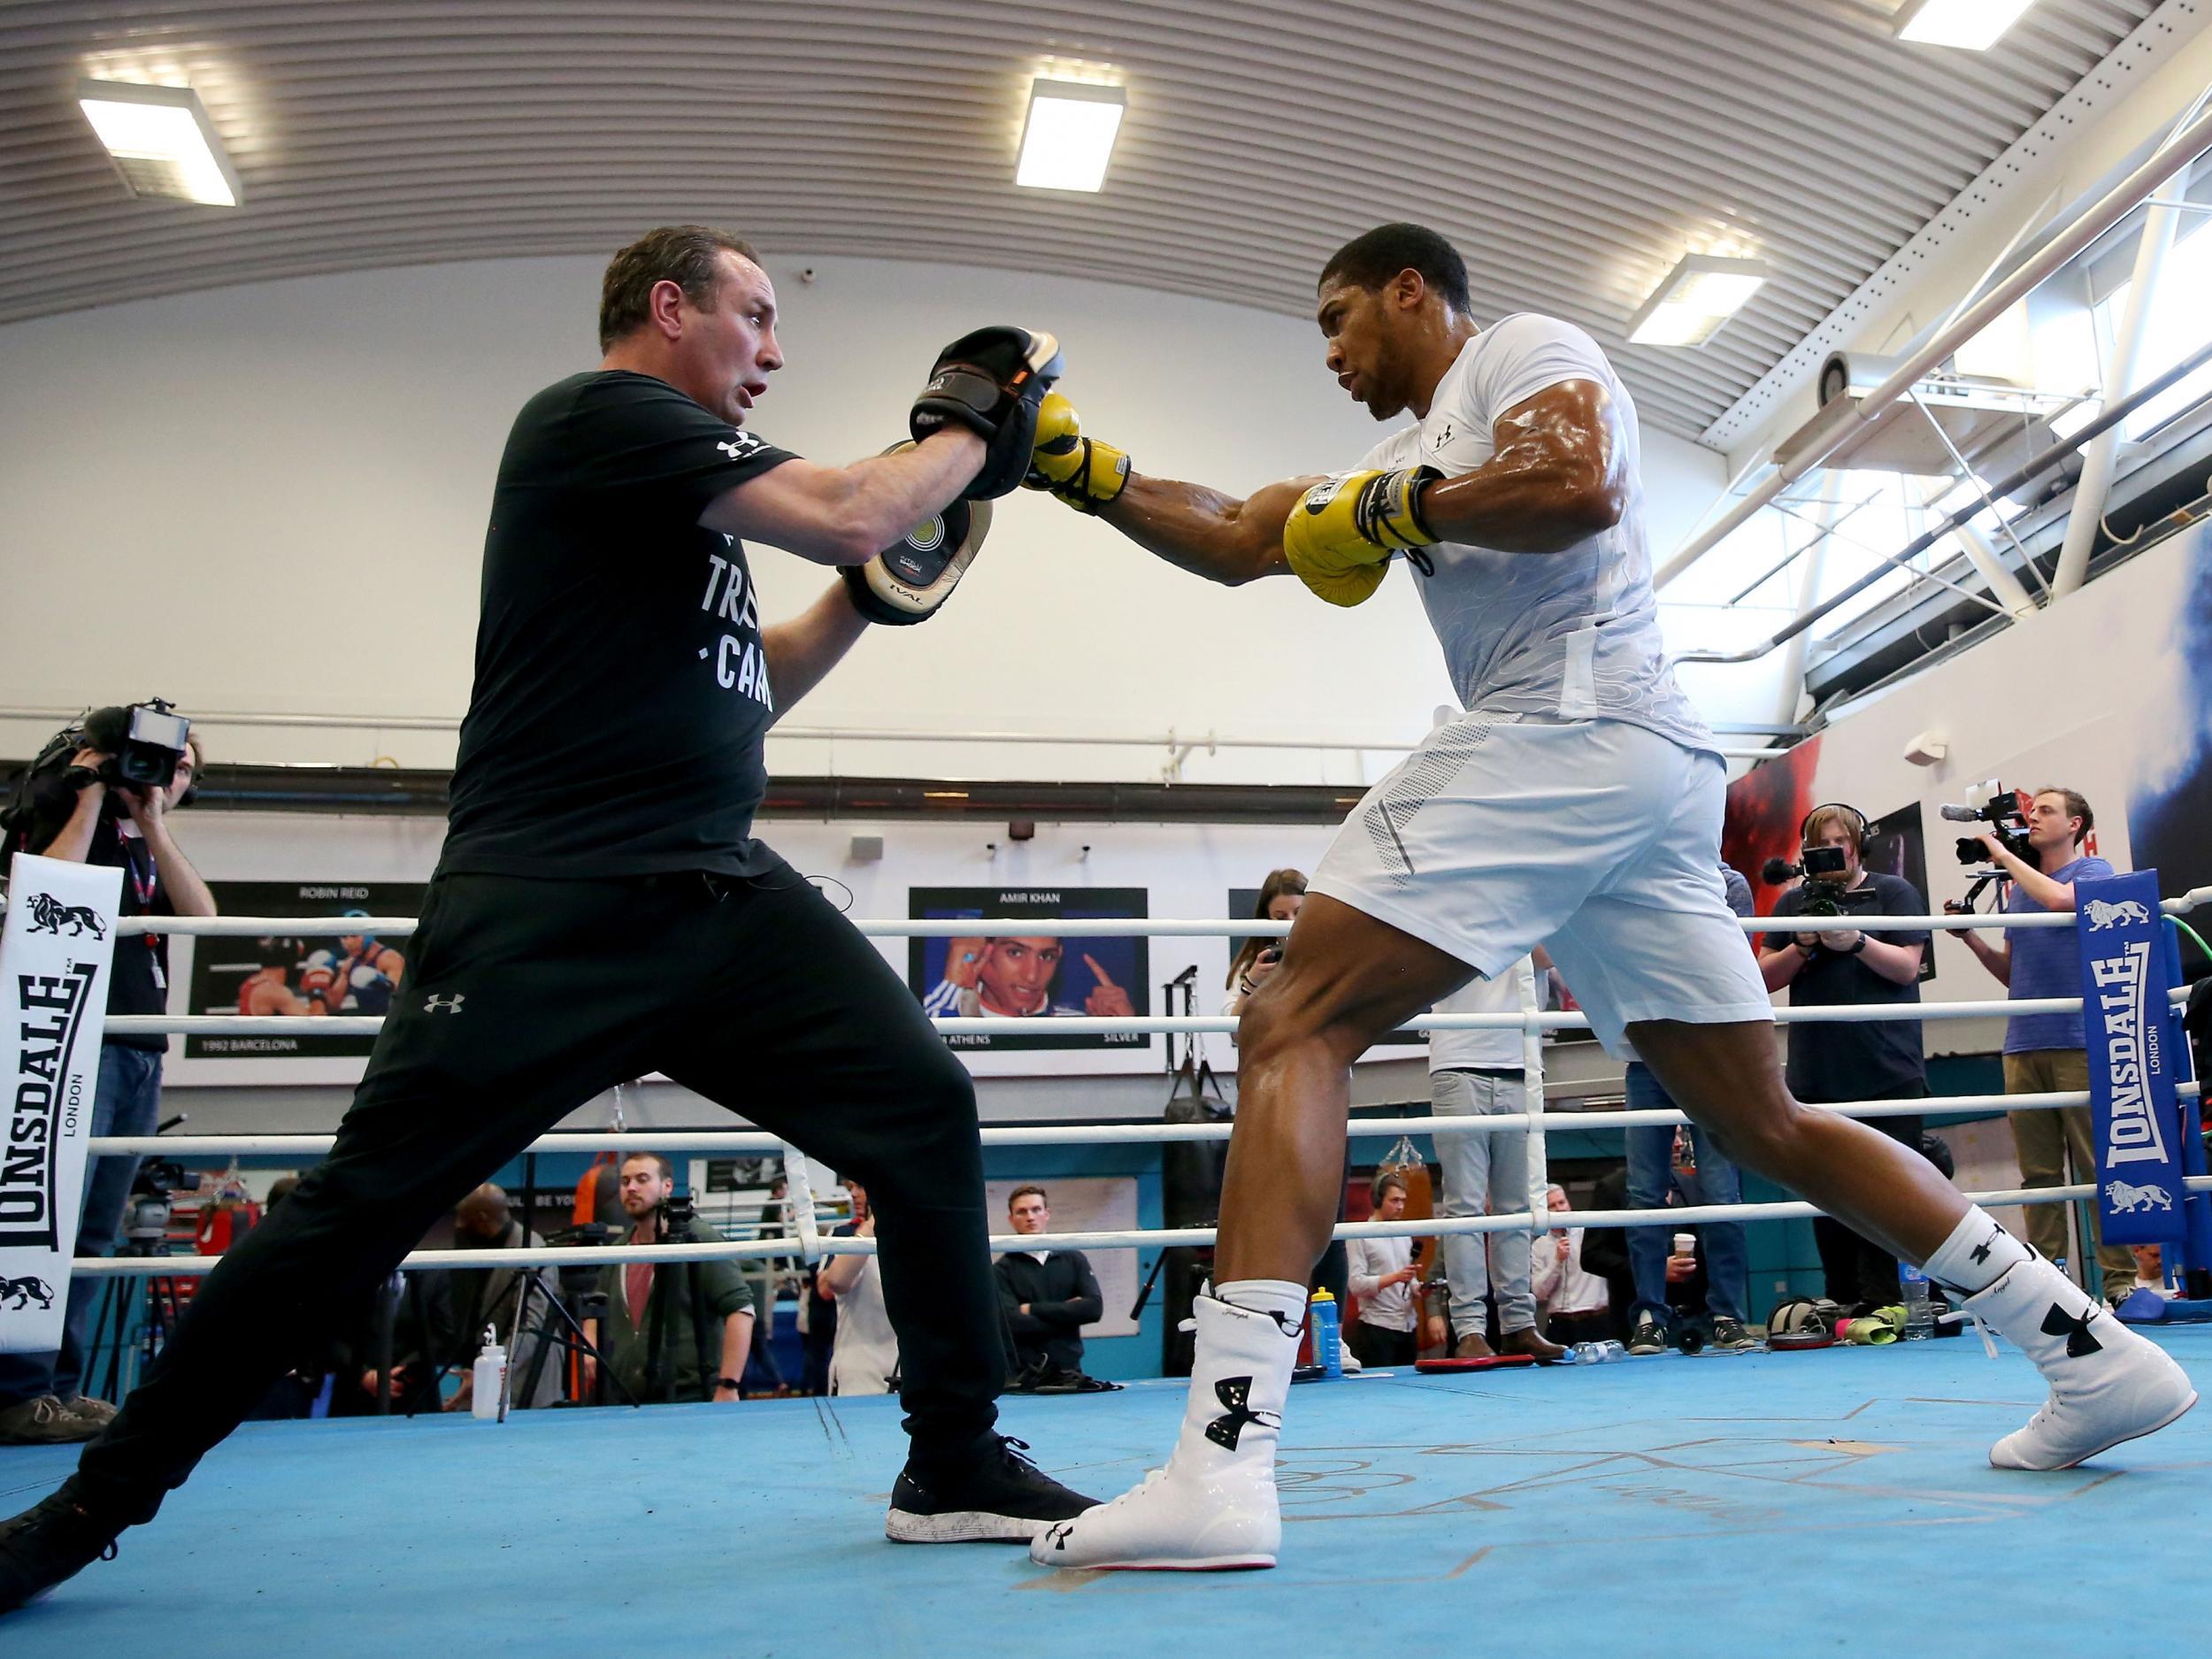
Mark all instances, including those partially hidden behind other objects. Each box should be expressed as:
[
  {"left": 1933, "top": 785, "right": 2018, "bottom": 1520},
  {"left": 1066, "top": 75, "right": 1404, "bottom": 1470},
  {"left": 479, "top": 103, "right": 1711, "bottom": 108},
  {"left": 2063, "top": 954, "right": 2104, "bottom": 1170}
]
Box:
[
  {"left": 1967, "top": 1255, "right": 2197, "bottom": 1470},
  {"left": 1030, "top": 1292, "right": 1297, "bottom": 1571}
]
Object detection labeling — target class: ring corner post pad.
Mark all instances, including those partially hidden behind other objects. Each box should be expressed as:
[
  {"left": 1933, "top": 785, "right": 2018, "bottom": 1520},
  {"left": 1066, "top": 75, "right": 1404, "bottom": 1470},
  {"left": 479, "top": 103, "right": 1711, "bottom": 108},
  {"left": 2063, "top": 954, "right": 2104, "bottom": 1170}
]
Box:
[{"left": 0, "top": 852, "right": 125, "bottom": 1356}]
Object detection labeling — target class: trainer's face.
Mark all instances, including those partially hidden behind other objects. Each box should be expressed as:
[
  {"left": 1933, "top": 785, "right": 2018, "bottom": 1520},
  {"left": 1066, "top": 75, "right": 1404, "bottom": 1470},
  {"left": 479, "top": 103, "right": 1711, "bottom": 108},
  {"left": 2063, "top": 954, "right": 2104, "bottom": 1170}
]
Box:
[
  {"left": 1009, "top": 1192, "right": 1049, "bottom": 1234},
  {"left": 1317, "top": 273, "right": 1414, "bottom": 420},
  {"left": 979, "top": 937, "right": 1063, "bottom": 1014},
  {"left": 618, "top": 1160, "right": 672, "bottom": 1219},
  {"left": 677, "top": 250, "right": 785, "bottom": 427}
]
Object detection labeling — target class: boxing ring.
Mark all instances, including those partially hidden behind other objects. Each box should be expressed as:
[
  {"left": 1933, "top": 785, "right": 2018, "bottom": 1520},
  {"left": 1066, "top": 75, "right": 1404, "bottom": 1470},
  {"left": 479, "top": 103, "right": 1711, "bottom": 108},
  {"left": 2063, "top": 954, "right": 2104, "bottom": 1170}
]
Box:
[{"left": 5, "top": 895, "right": 2211, "bottom": 1654}]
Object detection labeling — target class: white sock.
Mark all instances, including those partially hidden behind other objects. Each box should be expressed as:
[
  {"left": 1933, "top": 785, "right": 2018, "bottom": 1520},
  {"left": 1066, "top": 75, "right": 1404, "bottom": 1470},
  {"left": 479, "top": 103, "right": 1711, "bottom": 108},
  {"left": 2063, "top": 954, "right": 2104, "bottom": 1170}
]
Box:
[
  {"left": 1212, "top": 1279, "right": 1310, "bottom": 1334},
  {"left": 1922, "top": 1206, "right": 2032, "bottom": 1295}
]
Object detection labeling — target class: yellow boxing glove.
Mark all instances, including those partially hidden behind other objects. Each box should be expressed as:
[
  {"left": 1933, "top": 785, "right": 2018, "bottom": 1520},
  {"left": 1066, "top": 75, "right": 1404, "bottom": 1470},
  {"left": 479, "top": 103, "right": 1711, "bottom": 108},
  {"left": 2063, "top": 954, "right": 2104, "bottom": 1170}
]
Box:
[
  {"left": 1281, "top": 466, "right": 1441, "bottom": 607},
  {"left": 1025, "top": 391, "right": 1130, "bottom": 513}
]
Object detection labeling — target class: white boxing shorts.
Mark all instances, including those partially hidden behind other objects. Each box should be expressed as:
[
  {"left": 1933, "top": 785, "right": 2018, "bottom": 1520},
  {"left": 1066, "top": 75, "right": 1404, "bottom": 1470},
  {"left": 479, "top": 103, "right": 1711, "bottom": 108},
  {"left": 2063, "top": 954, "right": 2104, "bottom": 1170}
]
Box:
[{"left": 1309, "top": 711, "right": 1773, "bottom": 1054}]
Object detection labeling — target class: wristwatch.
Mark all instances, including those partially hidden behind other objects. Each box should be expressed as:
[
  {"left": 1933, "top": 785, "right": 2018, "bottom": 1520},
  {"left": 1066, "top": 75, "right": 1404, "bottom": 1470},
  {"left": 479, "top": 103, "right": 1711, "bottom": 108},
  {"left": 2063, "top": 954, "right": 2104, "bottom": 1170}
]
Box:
[{"left": 1845, "top": 934, "right": 1869, "bottom": 955}]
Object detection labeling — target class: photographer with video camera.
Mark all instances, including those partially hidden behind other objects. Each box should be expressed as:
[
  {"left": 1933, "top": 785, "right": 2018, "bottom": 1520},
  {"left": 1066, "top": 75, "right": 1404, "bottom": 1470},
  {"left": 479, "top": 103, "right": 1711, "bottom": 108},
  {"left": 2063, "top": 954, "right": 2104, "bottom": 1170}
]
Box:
[
  {"left": 0, "top": 704, "right": 214, "bottom": 1446},
  {"left": 1955, "top": 787, "right": 2136, "bottom": 1304},
  {"left": 1757, "top": 804, "right": 1931, "bottom": 1313},
  {"left": 582, "top": 1153, "right": 756, "bottom": 1405}
]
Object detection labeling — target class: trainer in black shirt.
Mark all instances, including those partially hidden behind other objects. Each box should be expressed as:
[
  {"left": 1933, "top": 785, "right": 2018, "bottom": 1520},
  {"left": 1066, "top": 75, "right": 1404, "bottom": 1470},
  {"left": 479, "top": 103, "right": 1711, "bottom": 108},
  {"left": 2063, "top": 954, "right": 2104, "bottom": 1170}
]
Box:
[{"left": 30, "top": 227, "right": 1092, "bottom": 1611}]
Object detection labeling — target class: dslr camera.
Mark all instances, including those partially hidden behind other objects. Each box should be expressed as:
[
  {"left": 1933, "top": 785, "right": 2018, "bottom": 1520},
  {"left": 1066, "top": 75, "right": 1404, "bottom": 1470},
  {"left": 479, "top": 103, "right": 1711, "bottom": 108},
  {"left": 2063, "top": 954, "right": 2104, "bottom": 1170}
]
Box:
[{"left": 1938, "top": 778, "right": 2032, "bottom": 866}]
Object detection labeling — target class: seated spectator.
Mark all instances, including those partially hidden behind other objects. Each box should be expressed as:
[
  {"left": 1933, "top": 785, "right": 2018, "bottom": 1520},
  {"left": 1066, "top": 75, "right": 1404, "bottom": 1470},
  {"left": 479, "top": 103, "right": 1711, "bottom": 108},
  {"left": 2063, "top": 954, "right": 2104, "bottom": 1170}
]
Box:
[
  {"left": 584, "top": 1153, "right": 755, "bottom": 1405},
  {"left": 995, "top": 1186, "right": 1104, "bottom": 1385},
  {"left": 444, "top": 1184, "right": 563, "bottom": 1411},
  {"left": 817, "top": 1177, "right": 899, "bottom": 1397},
  {"left": 1345, "top": 1173, "right": 1424, "bottom": 1367},
  {"left": 1531, "top": 1185, "right": 1610, "bottom": 1344}
]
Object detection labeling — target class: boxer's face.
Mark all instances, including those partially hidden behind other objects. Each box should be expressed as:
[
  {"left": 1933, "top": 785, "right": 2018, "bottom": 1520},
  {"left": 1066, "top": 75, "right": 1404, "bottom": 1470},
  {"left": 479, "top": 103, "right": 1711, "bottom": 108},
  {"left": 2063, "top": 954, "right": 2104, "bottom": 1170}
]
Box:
[
  {"left": 979, "top": 937, "right": 1063, "bottom": 1012},
  {"left": 674, "top": 250, "right": 784, "bottom": 427},
  {"left": 1317, "top": 272, "right": 1417, "bottom": 420}
]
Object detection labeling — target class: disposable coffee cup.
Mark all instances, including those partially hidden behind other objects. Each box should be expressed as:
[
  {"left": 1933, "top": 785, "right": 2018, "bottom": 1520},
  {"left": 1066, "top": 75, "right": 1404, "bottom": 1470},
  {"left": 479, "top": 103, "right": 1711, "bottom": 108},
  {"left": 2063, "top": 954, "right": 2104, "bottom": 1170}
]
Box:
[{"left": 1672, "top": 1232, "right": 1696, "bottom": 1256}]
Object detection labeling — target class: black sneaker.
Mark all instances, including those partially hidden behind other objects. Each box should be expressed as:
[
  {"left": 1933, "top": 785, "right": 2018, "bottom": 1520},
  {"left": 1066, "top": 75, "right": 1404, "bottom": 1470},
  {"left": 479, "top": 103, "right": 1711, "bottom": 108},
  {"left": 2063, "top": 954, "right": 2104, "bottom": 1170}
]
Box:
[
  {"left": 1627, "top": 1315, "right": 1667, "bottom": 1356},
  {"left": 886, "top": 1435, "right": 1097, "bottom": 1544},
  {"left": 0, "top": 1480, "right": 123, "bottom": 1615},
  {"left": 1712, "top": 1317, "right": 1760, "bottom": 1351}
]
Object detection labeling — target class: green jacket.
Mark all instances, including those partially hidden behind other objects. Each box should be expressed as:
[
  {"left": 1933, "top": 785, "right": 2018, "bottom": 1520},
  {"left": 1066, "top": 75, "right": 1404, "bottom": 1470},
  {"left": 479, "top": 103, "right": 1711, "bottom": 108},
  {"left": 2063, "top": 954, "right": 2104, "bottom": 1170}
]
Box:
[{"left": 595, "top": 1217, "right": 756, "bottom": 1402}]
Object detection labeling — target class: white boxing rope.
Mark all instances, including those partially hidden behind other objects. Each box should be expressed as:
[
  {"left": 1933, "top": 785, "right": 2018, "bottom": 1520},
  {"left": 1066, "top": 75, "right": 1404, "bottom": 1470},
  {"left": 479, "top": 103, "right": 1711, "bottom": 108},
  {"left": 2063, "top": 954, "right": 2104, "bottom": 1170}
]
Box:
[
  {"left": 99, "top": 991, "right": 2182, "bottom": 1041},
  {"left": 89, "top": 1086, "right": 2196, "bottom": 1162},
  {"left": 92, "top": 886, "right": 2212, "bottom": 941},
  {"left": 66, "top": 1176, "right": 2212, "bottom": 1278}
]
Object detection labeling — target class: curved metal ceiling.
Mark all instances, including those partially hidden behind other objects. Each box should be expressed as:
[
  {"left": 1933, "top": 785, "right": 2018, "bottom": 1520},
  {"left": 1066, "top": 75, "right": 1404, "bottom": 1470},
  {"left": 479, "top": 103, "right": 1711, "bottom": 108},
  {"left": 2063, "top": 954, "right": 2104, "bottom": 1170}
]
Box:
[{"left": 0, "top": 0, "right": 2172, "bottom": 438}]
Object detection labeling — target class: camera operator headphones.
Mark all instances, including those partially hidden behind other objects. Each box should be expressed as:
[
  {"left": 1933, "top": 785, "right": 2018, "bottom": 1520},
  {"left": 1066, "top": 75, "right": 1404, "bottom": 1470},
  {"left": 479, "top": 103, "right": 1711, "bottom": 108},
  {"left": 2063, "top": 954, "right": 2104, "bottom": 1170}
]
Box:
[{"left": 1798, "top": 802, "right": 1869, "bottom": 855}]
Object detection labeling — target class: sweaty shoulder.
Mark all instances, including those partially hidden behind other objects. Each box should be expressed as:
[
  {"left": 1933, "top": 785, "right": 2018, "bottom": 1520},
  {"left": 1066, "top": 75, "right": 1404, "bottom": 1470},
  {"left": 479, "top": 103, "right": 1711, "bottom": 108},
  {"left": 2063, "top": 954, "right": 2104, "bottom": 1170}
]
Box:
[{"left": 1456, "top": 312, "right": 1615, "bottom": 427}]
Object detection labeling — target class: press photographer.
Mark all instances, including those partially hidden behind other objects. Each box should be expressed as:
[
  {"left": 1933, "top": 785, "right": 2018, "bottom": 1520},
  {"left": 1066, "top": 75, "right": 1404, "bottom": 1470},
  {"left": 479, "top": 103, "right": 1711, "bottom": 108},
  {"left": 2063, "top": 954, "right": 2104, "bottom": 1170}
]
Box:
[
  {"left": 582, "top": 1152, "right": 756, "bottom": 1404},
  {"left": 0, "top": 703, "right": 214, "bottom": 1446},
  {"left": 1955, "top": 787, "right": 2138, "bottom": 1305},
  {"left": 1757, "top": 804, "right": 1931, "bottom": 1313}
]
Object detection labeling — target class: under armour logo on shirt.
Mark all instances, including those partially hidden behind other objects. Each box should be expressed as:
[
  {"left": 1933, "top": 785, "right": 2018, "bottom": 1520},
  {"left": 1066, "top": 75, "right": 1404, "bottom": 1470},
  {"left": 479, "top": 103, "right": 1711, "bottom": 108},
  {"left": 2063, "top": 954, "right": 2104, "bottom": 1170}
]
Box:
[
  {"left": 716, "top": 432, "right": 764, "bottom": 460},
  {"left": 1204, "top": 1375, "right": 1279, "bottom": 1452},
  {"left": 423, "top": 994, "right": 466, "bottom": 1014},
  {"left": 2041, "top": 1302, "right": 2103, "bottom": 1359}
]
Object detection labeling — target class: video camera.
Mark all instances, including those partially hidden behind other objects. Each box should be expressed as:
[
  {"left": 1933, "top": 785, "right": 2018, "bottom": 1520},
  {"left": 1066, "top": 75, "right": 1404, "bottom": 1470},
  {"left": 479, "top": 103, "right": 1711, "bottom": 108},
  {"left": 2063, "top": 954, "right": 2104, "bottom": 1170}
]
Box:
[
  {"left": 3, "top": 700, "right": 195, "bottom": 854},
  {"left": 1938, "top": 778, "right": 2032, "bottom": 866},
  {"left": 1761, "top": 847, "right": 1850, "bottom": 918}
]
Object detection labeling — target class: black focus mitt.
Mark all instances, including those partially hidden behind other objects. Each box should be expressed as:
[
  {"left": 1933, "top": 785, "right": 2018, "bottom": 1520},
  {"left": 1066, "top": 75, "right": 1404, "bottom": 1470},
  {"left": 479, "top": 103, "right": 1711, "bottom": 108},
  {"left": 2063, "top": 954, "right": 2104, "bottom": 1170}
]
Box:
[
  {"left": 841, "top": 442, "right": 995, "bottom": 625},
  {"left": 910, "top": 326, "right": 1063, "bottom": 500}
]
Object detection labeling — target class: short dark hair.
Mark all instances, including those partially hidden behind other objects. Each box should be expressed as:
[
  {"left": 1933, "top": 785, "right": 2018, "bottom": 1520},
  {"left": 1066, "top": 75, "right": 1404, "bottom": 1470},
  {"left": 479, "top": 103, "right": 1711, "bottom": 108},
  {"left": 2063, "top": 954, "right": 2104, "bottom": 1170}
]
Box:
[
  {"left": 1371, "top": 1171, "right": 1409, "bottom": 1204},
  {"left": 2033, "top": 787, "right": 2094, "bottom": 845},
  {"left": 1318, "top": 223, "right": 1471, "bottom": 315},
  {"left": 599, "top": 225, "right": 760, "bottom": 351},
  {"left": 1009, "top": 1184, "right": 1048, "bottom": 1210},
  {"left": 620, "top": 1150, "right": 674, "bottom": 1182}
]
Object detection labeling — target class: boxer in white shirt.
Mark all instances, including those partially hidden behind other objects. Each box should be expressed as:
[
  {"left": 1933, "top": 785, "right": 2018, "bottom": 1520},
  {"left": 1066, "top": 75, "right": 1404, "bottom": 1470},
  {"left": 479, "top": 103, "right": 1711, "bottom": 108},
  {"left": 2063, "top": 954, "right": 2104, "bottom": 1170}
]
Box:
[{"left": 1025, "top": 222, "right": 2193, "bottom": 1572}]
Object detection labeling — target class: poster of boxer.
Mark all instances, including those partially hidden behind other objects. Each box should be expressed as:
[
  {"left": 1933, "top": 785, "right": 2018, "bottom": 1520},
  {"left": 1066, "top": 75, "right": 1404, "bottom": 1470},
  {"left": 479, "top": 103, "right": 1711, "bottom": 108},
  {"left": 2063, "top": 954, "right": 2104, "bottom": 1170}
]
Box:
[
  {"left": 910, "top": 887, "right": 1148, "bottom": 1051},
  {"left": 185, "top": 880, "right": 426, "bottom": 1058}
]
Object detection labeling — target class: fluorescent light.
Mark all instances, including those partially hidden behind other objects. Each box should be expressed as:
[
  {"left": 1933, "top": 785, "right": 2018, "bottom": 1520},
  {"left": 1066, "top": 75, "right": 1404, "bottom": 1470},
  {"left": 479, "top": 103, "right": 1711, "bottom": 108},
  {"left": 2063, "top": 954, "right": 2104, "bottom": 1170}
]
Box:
[
  {"left": 1016, "top": 78, "right": 1125, "bottom": 193},
  {"left": 76, "top": 79, "right": 241, "bottom": 207},
  {"left": 1624, "top": 254, "right": 1769, "bottom": 347},
  {"left": 1895, "top": 0, "right": 2038, "bottom": 51}
]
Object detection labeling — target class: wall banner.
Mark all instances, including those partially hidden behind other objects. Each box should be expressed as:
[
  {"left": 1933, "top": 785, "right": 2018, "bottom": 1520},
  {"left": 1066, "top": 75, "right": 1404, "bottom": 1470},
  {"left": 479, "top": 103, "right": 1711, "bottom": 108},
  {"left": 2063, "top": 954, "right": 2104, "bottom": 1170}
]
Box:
[
  {"left": 2076, "top": 870, "right": 2188, "bottom": 1245},
  {"left": 0, "top": 854, "right": 123, "bottom": 1354}
]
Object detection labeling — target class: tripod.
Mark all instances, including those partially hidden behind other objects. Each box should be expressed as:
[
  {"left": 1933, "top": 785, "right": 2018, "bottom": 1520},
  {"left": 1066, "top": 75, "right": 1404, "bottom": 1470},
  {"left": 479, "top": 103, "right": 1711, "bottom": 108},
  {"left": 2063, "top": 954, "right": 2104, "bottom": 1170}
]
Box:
[{"left": 89, "top": 1233, "right": 188, "bottom": 1405}]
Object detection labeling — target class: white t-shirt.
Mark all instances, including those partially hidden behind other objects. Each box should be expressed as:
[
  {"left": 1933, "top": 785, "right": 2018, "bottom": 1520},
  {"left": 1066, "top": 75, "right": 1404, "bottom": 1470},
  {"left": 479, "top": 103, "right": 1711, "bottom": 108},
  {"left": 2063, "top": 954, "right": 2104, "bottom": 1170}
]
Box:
[
  {"left": 1358, "top": 315, "right": 1713, "bottom": 757},
  {"left": 1428, "top": 955, "right": 1539, "bottom": 1072},
  {"left": 827, "top": 1256, "right": 899, "bottom": 1397}
]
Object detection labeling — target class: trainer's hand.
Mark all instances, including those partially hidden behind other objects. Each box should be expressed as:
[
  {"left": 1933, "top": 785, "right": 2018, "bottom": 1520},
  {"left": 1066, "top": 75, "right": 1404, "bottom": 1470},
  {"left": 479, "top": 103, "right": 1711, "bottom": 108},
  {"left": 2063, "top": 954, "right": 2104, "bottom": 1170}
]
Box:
[
  {"left": 910, "top": 326, "right": 1063, "bottom": 500},
  {"left": 1082, "top": 954, "right": 1135, "bottom": 1018},
  {"left": 1281, "top": 466, "right": 1441, "bottom": 606},
  {"left": 1025, "top": 392, "right": 1129, "bottom": 513}
]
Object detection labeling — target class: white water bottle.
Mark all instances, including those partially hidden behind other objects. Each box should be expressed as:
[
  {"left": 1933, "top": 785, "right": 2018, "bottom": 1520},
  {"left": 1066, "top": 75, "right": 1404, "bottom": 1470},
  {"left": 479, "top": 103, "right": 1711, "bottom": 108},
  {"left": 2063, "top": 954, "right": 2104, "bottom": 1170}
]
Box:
[
  {"left": 1900, "top": 1264, "right": 1934, "bottom": 1340},
  {"left": 472, "top": 1325, "right": 507, "bottom": 1420}
]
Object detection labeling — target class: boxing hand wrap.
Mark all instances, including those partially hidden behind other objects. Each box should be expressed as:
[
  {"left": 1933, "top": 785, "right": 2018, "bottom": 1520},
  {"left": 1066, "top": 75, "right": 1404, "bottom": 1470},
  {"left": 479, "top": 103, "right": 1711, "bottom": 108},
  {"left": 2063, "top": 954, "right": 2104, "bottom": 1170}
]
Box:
[
  {"left": 1025, "top": 391, "right": 1130, "bottom": 513},
  {"left": 910, "top": 326, "right": 1064, "bottom": 501},
  {"left": 1281, "top": 466, "right": 1440, "bottom": 607},
  {"left": 841, "top": 441, "right": 995, "bottom": 625}
]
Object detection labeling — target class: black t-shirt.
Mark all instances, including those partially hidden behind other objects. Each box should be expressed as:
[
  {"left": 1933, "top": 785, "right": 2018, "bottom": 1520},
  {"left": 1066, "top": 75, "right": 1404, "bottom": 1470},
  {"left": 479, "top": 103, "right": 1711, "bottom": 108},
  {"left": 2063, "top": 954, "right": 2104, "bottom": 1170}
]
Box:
[
  {"left": 1764, "top": 872, "right": 1929, "bottom": 1100},
  {"left": 441, "top": 371, "right": 800, "bottom": 878},
  {"left": 23, "top": 776, "right": 173, "bottom": 1050}
]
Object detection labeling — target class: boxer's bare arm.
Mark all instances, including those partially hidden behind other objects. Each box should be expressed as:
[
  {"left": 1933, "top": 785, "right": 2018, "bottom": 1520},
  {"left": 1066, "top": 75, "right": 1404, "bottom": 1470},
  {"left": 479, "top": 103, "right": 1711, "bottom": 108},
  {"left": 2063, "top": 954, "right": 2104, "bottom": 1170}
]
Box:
[
  {"left": 1097, "top": 474, "right": 1319, "bottom": 587},
  {"left": 701, "top": 429, "right": 985, "bottom": 565},
  {"left": 1418, "top": 380, "right": 1626, "bottom": 554}
]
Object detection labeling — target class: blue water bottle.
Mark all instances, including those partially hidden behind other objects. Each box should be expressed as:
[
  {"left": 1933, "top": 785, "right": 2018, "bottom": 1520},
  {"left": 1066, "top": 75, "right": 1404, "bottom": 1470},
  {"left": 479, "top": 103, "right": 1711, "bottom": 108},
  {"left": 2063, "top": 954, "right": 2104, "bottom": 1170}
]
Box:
[{"left": 1310, "top": 1289, "right": 1342, "bottom": 1378}]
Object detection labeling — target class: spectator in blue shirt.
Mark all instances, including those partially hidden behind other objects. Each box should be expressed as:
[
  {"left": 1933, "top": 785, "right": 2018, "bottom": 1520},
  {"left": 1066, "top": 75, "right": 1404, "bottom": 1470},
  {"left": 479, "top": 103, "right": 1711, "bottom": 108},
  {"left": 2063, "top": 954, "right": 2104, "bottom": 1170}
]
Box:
[{"left": 1958, "top": 787, "right": 2137, "bottom": 1305}]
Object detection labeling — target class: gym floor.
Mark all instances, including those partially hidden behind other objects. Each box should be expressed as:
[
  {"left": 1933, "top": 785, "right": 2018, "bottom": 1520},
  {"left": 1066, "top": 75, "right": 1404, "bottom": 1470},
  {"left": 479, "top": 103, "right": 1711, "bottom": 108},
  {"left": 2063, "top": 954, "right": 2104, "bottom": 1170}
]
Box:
[{"left": 6, "top": 1326, "right": 2208, "bottom": 1657}]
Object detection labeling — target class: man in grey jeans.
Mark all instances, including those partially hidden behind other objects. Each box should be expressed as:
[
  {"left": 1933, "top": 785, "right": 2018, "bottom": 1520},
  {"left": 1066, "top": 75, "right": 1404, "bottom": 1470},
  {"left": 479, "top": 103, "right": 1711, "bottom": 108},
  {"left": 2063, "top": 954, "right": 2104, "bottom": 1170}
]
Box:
[{"left": 1430, "top": 956, "right": 1565, "bottom": 1361}]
